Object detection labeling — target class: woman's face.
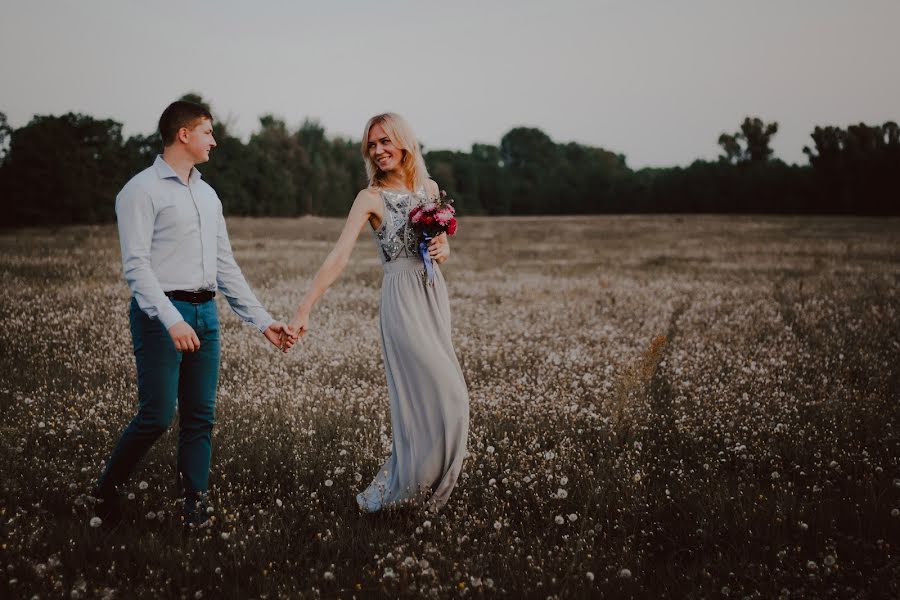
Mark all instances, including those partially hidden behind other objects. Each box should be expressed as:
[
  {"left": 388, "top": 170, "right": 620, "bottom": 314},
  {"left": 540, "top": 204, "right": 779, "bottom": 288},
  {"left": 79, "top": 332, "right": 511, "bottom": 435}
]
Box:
[{"left": 367, "top": 123, "right": 403, "bottom": 174}]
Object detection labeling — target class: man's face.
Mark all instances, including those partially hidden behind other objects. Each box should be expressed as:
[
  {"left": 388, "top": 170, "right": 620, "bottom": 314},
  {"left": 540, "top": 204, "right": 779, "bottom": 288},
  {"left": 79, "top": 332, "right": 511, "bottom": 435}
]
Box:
[{"left": 182, "top": 118, "right": 216, "bottom": 164}]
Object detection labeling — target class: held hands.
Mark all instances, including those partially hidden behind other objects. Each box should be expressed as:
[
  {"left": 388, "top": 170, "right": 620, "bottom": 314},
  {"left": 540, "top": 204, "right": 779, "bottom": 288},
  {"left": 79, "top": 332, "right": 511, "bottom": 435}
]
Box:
[
  {"left": 264, "top": 321, "right": 297, "bottom": 353},
  {"left": 428, "top": 232, "right": 450, "bottom": 264},
  {"left": 285, "top": 310, "right": 309, "bottom": 347}
]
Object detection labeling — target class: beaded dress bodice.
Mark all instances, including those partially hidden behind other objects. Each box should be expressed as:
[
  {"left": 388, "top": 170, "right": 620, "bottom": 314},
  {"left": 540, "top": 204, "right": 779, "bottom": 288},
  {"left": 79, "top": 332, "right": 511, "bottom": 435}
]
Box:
[{"left": 373, "top": 187, "right": 427, "bottom": 264}]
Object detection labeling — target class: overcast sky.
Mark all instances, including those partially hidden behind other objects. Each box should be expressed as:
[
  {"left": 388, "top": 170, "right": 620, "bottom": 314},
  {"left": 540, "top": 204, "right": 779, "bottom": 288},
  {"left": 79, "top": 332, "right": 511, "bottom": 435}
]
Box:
[{"left": 1, "top": 0, "right": 898, "bottom": 168}]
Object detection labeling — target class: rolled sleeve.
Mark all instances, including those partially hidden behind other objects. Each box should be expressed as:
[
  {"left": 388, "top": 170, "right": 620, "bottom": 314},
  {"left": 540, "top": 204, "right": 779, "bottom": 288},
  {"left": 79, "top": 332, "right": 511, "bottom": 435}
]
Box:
[
  {"left": 215, "top": 209, "right": 274, "bottom": 332},
  {"left": 116, "top": 184, "right": 183, "bottom": 330}
]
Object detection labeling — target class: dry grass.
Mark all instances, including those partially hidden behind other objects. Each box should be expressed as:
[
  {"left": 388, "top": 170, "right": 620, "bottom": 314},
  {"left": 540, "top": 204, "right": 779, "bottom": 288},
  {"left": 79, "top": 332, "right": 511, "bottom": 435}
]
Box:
[{"left": 1, "top": 215, "right": 899, "bottom": 598}]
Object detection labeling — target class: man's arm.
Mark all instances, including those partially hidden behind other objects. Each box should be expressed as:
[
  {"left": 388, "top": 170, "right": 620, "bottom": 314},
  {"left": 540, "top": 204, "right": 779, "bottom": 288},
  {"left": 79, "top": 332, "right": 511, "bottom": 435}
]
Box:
[
  {"left": 214, "top": 206, "right": 293, "bottom": 350},
  {"left": 116, "top": 185, "right": 200, "bottom": 351}
]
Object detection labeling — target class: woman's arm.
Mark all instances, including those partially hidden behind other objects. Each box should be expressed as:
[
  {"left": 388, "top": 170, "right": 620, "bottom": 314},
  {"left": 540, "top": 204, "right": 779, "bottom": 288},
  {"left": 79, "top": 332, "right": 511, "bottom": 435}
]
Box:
[{"left": 288, "top": 189, "right": 380, "bottom": 337}]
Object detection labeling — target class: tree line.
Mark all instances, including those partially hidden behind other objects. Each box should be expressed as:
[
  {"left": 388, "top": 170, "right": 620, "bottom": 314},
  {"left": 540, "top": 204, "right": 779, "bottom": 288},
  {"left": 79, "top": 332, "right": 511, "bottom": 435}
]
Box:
[{"left": 0, "top": 95, "right": 897, "bottom": 226}]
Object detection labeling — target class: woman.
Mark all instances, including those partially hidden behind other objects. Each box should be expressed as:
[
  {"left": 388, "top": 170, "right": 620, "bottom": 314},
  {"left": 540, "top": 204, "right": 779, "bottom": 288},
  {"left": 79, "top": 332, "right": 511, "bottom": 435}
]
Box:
[{"left": 287, "top": 113, "right": 470, "bottom": 512}]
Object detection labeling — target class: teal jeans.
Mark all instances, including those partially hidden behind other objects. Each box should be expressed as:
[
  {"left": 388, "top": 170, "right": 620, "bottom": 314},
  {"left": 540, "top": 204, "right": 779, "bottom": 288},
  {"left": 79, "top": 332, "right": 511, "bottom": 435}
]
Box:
[{"left": 98, "top": 298, "right": 220, "bottom": 499}]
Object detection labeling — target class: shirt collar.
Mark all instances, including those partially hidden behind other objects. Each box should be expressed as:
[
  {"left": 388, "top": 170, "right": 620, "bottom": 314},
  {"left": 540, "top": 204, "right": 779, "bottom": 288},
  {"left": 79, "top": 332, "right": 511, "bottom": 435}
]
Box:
[{"left": 153, "top": 155, "right": 202, "bottom": 184}]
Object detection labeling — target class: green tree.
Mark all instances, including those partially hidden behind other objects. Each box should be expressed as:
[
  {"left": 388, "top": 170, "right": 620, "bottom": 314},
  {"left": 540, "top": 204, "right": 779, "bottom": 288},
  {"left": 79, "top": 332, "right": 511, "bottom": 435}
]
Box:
[
  {"left": 199, "top": 118, "right": 254, "bottom": 215},
  {"left": 742, "top": 117, "right": 779, "bottom": 162},
  {"left": 243, "top": 115, "right": 306, "bottom": 216},
  {"left": 178, "top": 92, "right": 212, "bottom": 113},
  {"left": 500, "top": 127, "right": 558, "bottom": 214},
  {"left": 294, "top": 118, "right": 366, "bottom": 215},
  {"left": 0, "top": 112, "right": 11, "bottom": 163},
  {"left": 804, "top": 121, "right": 900, "bottom": 214},
  {"left": 470, "top": 143, "right": 507, "bottom": 214},
  {"left": 1, "top": 113, "right": 128, "bottom": 225},
  {"left": 424, "top": 149, "right": 487, "bottom": 214},
  {"left": 315, "top": 135, "right": 367, "bottom": 216},
  {"left": 717, "top": 133, "right": 742, "bottom": 165},
  {"left": 718, "top": 117, "right": 779, "bottom": 164}
]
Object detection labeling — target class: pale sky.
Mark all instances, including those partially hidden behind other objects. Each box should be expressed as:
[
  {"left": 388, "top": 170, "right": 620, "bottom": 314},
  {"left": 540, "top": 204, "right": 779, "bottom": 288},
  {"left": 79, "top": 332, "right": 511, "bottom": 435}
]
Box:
[{"left": 1, "top": 0, "right": 898, "bottom": 168}]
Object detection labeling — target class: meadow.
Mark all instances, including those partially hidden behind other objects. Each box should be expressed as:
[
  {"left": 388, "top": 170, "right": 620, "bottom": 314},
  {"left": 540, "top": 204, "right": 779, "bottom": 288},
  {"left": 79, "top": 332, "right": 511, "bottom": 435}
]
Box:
[{"left": 1, "top": 215, "right": 899, "bottom": 599}]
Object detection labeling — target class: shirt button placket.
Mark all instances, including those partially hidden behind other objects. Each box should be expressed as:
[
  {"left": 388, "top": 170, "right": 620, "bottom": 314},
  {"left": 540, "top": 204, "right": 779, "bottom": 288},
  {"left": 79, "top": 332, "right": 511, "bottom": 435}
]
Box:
[{"left": 187, "top": 180, "right": 207, "bottom": 289}]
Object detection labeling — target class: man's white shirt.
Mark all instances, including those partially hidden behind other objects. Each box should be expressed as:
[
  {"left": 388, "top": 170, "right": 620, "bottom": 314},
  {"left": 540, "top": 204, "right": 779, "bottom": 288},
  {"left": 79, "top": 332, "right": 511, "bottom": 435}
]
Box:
[{"left": 115, "top": 155, "right": 273, "bottom": 332}]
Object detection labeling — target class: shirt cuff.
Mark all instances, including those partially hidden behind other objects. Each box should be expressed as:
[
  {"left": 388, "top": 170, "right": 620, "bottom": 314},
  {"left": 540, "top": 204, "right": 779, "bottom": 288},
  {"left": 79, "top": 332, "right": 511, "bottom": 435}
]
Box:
[
  {"left": 159, "top": 304, "right": 185, "bottom": 330},
  {"left": 254, "top": 314, "right": 275, "bottom": 333}
]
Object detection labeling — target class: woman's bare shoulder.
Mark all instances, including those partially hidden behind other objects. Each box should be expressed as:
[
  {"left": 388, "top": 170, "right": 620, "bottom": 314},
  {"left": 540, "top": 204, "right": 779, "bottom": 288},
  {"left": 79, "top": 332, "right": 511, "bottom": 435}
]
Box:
[
  {"left": 355, "top": 187, "right": 382, "bottom": 204},
  {"left": 425, "top": 179, "right": 440, "bottom": 198}
]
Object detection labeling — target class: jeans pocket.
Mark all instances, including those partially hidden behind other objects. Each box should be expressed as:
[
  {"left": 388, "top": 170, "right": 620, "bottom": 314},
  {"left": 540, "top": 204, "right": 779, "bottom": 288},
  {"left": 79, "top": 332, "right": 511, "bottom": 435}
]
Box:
[{"left": 198, "top": 302, "right": 220, "bottom": 341}]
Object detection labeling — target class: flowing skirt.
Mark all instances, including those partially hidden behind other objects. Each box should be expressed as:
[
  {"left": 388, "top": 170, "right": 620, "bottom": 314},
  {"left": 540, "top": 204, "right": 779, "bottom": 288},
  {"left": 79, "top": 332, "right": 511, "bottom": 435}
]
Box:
[{"left": 356, "top": 257, "right": 470, "bottom": 512}]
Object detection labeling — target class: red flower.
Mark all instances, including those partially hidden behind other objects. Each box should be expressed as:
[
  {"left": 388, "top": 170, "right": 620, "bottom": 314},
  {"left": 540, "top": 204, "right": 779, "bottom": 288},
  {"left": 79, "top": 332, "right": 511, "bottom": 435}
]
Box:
[{"left": 446, "top": 218, "right": 458, "bottom": 236}]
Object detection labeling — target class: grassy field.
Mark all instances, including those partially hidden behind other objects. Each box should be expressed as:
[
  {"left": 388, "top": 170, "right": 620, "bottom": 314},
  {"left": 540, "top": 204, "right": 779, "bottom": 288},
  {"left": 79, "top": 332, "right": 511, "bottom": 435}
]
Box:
[{"left": 1, "top": 215, "right": 899, "bottom": 599}]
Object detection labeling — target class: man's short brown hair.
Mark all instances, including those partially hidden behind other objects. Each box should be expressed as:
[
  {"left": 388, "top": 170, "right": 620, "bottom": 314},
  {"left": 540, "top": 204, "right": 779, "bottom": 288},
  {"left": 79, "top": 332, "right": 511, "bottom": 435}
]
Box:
[{"left": 158, "top": 101, "right": 213, "bottom": 146}]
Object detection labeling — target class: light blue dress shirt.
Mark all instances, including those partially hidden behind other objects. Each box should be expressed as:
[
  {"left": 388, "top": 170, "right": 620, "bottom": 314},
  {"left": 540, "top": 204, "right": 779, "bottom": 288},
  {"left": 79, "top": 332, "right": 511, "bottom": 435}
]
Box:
[{"left": 115, "top": 155, "right": 274, "bottom": 332}]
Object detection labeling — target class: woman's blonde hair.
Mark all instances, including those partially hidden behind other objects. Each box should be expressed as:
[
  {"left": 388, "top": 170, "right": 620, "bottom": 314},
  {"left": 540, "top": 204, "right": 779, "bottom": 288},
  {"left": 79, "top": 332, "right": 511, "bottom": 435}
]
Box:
[{"left": 361, "top": 112, "right": 429, "bottom": 192}]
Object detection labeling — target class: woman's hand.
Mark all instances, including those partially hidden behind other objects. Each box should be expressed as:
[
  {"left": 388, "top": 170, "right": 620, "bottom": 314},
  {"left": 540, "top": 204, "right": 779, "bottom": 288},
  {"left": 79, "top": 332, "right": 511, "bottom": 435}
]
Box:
[
  {"left": 287, "top": 311, "right": 309, "bottom": 344},
  {"left": 428, "top": 232, "right": 450, "bottom": 264}
]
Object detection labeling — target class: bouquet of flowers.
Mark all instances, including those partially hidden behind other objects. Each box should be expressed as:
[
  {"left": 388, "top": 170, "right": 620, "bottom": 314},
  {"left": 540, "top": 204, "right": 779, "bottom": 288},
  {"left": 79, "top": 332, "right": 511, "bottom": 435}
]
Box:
[{"left": 409, "top": 190, "right": 457, "bottom": 285}]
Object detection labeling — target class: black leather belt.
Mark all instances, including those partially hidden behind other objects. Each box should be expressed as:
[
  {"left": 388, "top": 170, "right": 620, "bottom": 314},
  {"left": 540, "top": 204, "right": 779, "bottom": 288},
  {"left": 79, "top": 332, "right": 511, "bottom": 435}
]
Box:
[{"left": 165, "top": 290, "right": 215, "bottom": 304}]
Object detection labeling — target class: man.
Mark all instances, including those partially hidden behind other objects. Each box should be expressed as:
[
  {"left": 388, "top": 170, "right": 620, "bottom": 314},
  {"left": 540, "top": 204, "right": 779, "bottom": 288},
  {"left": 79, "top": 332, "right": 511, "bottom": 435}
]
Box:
[{"left": 94, "top": 100, "right": 295, "bottom": 529}]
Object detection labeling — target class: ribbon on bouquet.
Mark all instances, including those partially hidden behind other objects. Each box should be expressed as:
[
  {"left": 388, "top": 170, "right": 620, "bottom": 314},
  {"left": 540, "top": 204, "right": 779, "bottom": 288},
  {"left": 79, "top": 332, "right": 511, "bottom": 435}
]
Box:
[{"left": 419, "top": 233, "right": 436, "bottom": 286}]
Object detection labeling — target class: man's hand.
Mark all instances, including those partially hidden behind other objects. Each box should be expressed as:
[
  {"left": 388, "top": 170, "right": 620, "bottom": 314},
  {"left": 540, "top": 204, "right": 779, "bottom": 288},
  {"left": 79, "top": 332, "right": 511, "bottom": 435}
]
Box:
[
  {"left": 264, "top": 321, "right": 296, "bottom": 353},
  {"left": 428, "top": 232, "right": 450, "bottom": 264},
  {"left": 168, "top": 321, "right": 200, "bottom": 352}
]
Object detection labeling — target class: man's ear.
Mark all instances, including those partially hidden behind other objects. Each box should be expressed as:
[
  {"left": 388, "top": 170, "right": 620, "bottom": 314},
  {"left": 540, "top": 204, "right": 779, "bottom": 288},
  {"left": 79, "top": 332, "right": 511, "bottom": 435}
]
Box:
[{"left": 177, "top": 127, "right": 190, "bottom": 144}]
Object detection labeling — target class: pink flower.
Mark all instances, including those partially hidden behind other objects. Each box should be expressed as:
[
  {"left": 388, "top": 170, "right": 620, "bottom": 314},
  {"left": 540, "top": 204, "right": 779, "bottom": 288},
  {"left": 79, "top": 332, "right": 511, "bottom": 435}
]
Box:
[
  {"left": 408, "top": 194, "right": 458, "bottom": 237},
  {"left": 435, "top": 208, "right": 454, "bottom": 226}
]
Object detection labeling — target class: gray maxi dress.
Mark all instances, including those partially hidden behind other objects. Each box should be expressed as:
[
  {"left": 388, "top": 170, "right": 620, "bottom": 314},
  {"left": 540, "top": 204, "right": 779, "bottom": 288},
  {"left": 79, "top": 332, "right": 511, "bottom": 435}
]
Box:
[{"left": 356, "top": 187, "right": 470, "bottom": 512}]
